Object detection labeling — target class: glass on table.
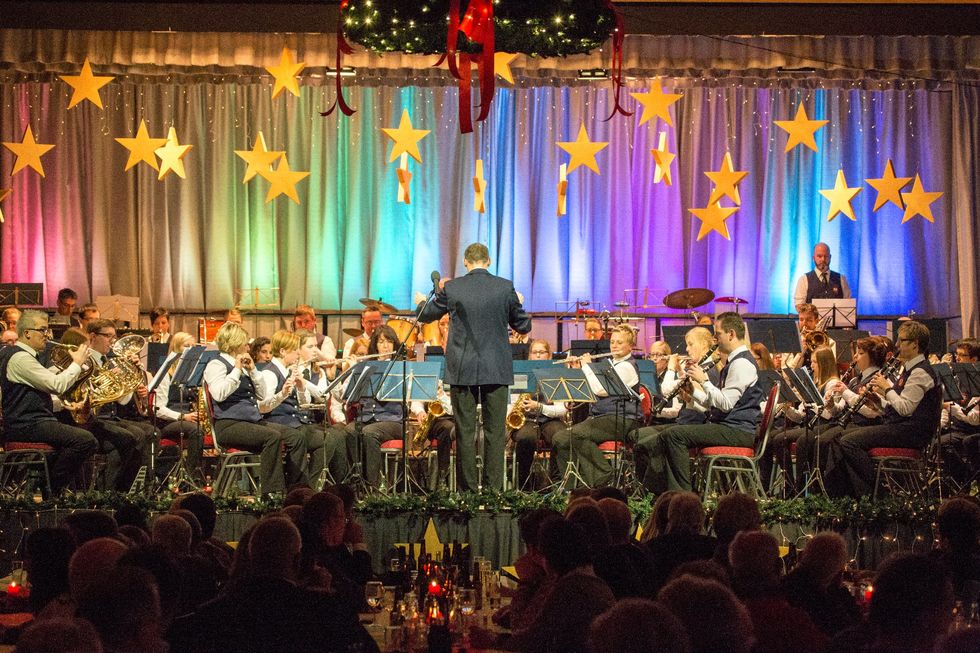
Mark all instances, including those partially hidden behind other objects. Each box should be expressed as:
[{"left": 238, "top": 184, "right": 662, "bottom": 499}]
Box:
[{"left": 365, "top": 580, "right": 384, "bottom": 611}]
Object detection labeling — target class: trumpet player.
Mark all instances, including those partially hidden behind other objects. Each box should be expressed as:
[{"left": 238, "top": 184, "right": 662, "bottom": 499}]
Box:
[
  {"left": 0, "top": 310, "right": 98, "bottom": 492},
  {"left": 509, "top": 340, "right": 566, "bottom": 490},
  {"left": 149, "top": 307, "right": 172, "bottom": 344}
]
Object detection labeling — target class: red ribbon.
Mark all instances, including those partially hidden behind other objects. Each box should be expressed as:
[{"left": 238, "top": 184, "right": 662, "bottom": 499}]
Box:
[
  {"left": 321, "top": 0, "right": 356, "bottom": 116},
  {"left": 433, "top": 0, "right": 463, "bottom": 80},
  {"left": 602, "top": 0, "right": 632, "bottom": 121},
  {"left": 459, "top": 53, "right": 473, "bottom": 134},
  {"left": 438, "top": 0, "right": 495, "bottom": 132}
]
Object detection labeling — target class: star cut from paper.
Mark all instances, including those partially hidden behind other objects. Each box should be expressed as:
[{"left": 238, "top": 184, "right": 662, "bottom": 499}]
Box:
[
  {"left": 382, "top": 110, "right": 430, "bottom": 164},
  {"left": 557, "top": 164, "right": 568, "bottom": 217},
  {"left": 819, "top": 169, "right": 863, "bottom": 222},
  {"left": 235, "top": 132, "right": 285, "bottom": 184},
  {"left": 473, "top": 159, "right": 487, "bottom": 213},
  {"left": 2, "top": 126, "right": 55, "bottom": 177},
  {"left": 690, "top": 201, "right": 738, "bottom": 241},
  {"left": 265, "top": 155, "right": 310, "bottom": 204},
  {"left": 59, "top": 58, "right": 113, "bottom": 110},
  {"left": 774, "top": 104, "right": 828, "bottom": 153},
  {"left": 155, "top": 127, "right": 193, "bottom": 180},
  {"left": 557, "top": 123, "right": 608, "bottom": 175},
  {"left": 0, "top": 188, "right": 11, "bottom": 224},
  {"left": 865, "top": 159, "right": 912, "bottom": 212},
  {"left": 901, "top": 174, "right": 943, "bottom": 224},
  {"left": 630, "top": 79, "right": 683, "bottom": 127},
  {"left": 494, "top": 52, "right": 518, "bottom": 85},
  {"left": 704, "top": 152, "right": 749, "bottom": 205},
  {"left": 266, "top": 47, "right": 306, "bottom": 99},
  {"left": 115, "top": 120, "right": 168, "bottom": 171},
  {"left": 651, "top": 132, "right": 675, "bottom": 186}
]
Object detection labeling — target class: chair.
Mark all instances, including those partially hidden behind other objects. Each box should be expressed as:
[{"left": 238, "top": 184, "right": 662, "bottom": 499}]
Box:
[
  {"left": 203, "top": 389, "right": 263, "bottom": 497},
  {"left": 869, "top": 448, "right": 926, "bottom": 499},
  {"left": 0, "top": 441, "right": 53, "bottom": 497},
  {"left": 696, "top": 384, "right": 781, "bottom": 500}
]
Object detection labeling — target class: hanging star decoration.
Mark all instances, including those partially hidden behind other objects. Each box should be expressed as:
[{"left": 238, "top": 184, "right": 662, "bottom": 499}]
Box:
[
  {"left": 651, "top": 131, "right": 675, "bottom": 186},
  {"left": 473, "top": 159, "right": 487, "bottom": 213},
  {"left": 59, "top": 58, "right": 114, "bottom": 110},
  {"left": 774, "top": 104, "right": 828, "bottom": 153},
  {"left": 557, "top": 123, "right": 608, "bottom": 175},
  {"left": 396, "top": 153, "right": 412, "bottom": 205},
  {"left": 819, "top": 169, "right": 863, "bottom": 222},
  {"left": 557, "top": 163, "right": 568, "bottom": 217},
  {"left": 266, "top": 47, "right": 306, "bottom": 99},
  {"left": 494, "top": 52, "right": 518, "bottom": 85},
  {"left": 264, "top": 155, "right": 310, "bottom": 204},
  {"left": 900, "top": 174, "right": 943, "bottom": 224},
  {"left": 0, "top": 188, "right": 11, "bottom": 224},
  {"left": 235, "top": 132, "right": 284, "bottom": 184},
  {"left": 704, "top": 152, "right": 749, "bottom": 205},
  {"left": 2, "top": 126, "right": 55, "bottom": 177},
  {"left": 630, "top": 79, "right": 683, "bottom": 127},
  {"left": 154, "top": 127, "right": 193, "bottom": 180},
  {"left": 865, "top": 159, "right": 912, "bottom": 212},
  {"left": 115, "top": 120, "right": 168, "bottom": 171},
  {"left": 382, "top": 110, "right": 430, "bottom": 164},
  {"left": 689, "top": 201, "right": 739, "bottom": 241}
]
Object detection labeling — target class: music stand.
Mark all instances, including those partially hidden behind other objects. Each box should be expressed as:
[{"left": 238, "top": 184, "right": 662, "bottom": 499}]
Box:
[
  {"left": 569, "top": 339, "right": 610, "bottom": 357},
  {"left": 0, "top": 283, "right": 43, "bottom": 307},
  {"left": 510, "top": 343, "right": 529, "bottom": 360},
  {"left": 341, "top": 362, "right": 386, "bottom": 495},
  {"left": 635, "top": 359, "right": 662, "bottom": 399},
  {"left": 745, "top": 319, "right": 802, "bottom": 356},
  {"left": 827, "top": 329, "right": 870, "bottom": 365},
  {"left": 954, "top": 363, "right": 980, "bottom": 399},
  {"left": 758, "top": 370, "right": 799, "bottom": 403},
  {"left": 934, "top": 363, "right": 966, "bottom": 403},
  {"left": 511, "top": 361, "right": 555, "bottom": 393},
  {"left": 146, "top": 342, "right": 170, "bottom": 375},
  {"left": 534, "top": 368, "right": 595, "bottom": 492},
  {"left": 812, "top": 298, "right": 857, "bottom": 329},
  {"left": 660, "top": 326, "right": 689, "bottom": 357},
  {"left": 377, "top": 360, "right": 442, "bottom": 493}
]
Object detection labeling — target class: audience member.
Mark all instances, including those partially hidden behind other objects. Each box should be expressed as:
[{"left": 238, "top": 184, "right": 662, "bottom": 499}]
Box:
[
  {"left": 646, "top": 492, "right": 718, "bottom": 592},
  {"left": 494, "top": 508, "right": 561, "bottom": 631},
  {"left": 117, "top": 544, "right": 183, "bottom": 629},
  {"left": 75, "top": 565, "right": 167, "bottom": 653},
  {"left": 61, "top": 510, "right": 118, "bottom": 546},
  {"left": 172, "top": 493, "right": 234, "bottom": 574},
  {"left": 640, "top": 490, "right": 679, "bottom": 544},
  {"left": 13, "top": 618, "right": 103, "bottom": 653},
  {"left": 298, "top": 492, "right": 373, "bottom": 608},
  {"left": 151, "top": 514, "right": 193, "bottom": 558},
  {"left": 35, "top": 537, "right": 129, "bottom": 621},
  {"left": 658, "top": 575, "right": 753, "bottom": 653},
  {"left": 23, "top": 528, "right": 75, "bottom": 615},
  {"left": 710, "top": 492, "right": 761, "bottom": 571},
  {"left": 587, "top": 598, "right": 691, "bottom": 653},
  {"left": 782, "top": 532, "right": 861, "bottom": 636},
  {"left": 592, "top": 498, "right": 658, "bottom": 599},
  {"left": 667, "top": 559, "right": 731, "bottom": 586},
  {"left": 931, "top": 496, "right": 980, "bottom": 600}
]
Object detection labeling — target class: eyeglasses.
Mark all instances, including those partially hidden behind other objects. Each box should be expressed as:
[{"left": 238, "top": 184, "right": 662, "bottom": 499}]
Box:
[
  {"left": 585, "top": 328, "right": 603, "bottom": 333},
  {"left": 96, "top": 332, "right": 117, "bottom": 339},
  {"left": 25, "top": 327, "right": 52, "bottom": 337},
  {"left": 897, "top": 338, "right": 913, "bottom": 343}
]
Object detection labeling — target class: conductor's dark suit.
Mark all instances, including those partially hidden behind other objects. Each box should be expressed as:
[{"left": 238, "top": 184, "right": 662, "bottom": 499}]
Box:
[{"left": 418, "top": 267, "right": 532, "bottom": 490}]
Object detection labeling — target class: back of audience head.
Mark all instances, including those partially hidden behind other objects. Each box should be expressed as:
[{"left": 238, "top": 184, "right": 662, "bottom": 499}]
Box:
[
  {"left": 728, "top": 530, "right": 781, "bottom": 591},
  {"left": 642, "top": 491, "right": 679, "bottom": 542},
  {"left": 61, "top": 510, "right": 118, "bottom": 546},
  {"left": 658, "top": 575, "right": 753, "bottom": 653},
  {"left": 24, "top": 528, "right": 75, "bottom": 614},
  {"left": 114, "top": 503, "right": 149, "bottom": 531},
  {"left": 284, "top": 486, "right": 316, "bottom": 508},
  {"left": 566, "top": 502, "right": 612, "bottom": 552},
  {"left": 711, "top": 493, "right": 761, "bottom": 545},
  {"left": 665, "top": 492, "right": 705, "bottom": 536},
  {"left": 937, "top": 496, "right": 980, "bottom": 553},
  {"left": 68, "top": 537, "right": 128, "bottom": 600},
  {"left": 248, "top": 516, "right": 302, "bottom": 579},
  {"left": 172, "top": 493, "right": 219, "bottom": 540},
  {"left": 539, "top": 518, "right": 593, "bottom": 577},
  {"left": 151, "top": 514, "right": 193, "bottom": 557},
  {"left": 281, "top": 504, "right": 304, "bottom": 524},
  {"left": 870, "top": 552, "right": 954, "bottom": 645},
  {"left": 798, "top": 531, "right": 848, "bottom": 588},
  {"left": 668, "top": 560, "right": 731, "bottom": 587},
  {"left": 300, "top": 491, "right": 346, "bottom": 548},
  {"left": 171, "top": 509, "right": 203, "bottom": 546},
  {"left": 518, "top": 507, "right": 562, "bottom": 553},
  {"left": 75, "top": 565, "right": 163, "bottom": 653},
  {"left": 597, "top": 498, "right": 632, "bottom": 545},
  {"left": 118, "top": 544, "right": 182, "bottom": 629},
  {"left": 591, "top": 486, "right": 628, "bottom": 505},
  {"left": 118, "top": 525, "right": 150, "bottom": 547},
  {"left": 588, "top": 598, "right": 692, "bottom": 653},
  {"left": 14, "top": 618, "right": 103, "bottom": 653},
  {"left": 325, "top": 483, "right": 357, "bottom": 516}
]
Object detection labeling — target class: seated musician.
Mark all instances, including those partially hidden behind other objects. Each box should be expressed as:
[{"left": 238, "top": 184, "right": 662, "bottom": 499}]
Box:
[
  {"left": 583, "top": 318, "right": 604, "bottom": 341},
  {"left": 823, "top": 321, "right": 941, "bottom": 497},
  {"left": 249, "top": 336, "right": 272, "bottom": 370},
  {"left": 342, "top": 307, "right": 383, "bottom": 359},
  {"left": 939, "top": 338, "right": 980, "bottom": 485},
  {"left": 49, "top": 288, "right": 79, "bottom": 327},
  {"left": 414, "top": 382, "right": 456, "bottom": 490},
  {"left": 788, "top": 303, "right": 836, "bottom": 369},
  {"left": 152, "top": 332, "right": 205, "bottom": 480},
  {"left": 204, "top": 322, "right": 307, "bottom": 496},
  {"left": 149, "top": 307, "right": 172, "bottom": 344},
  {"left": 224, "top": 308, "right": 243, "bottom": 325},
  {"left": 634, "top": 327, "right": 718, "bottom": 492},
  {"left": 751, "top": 343, "right": 776, "bottom": 371},
  {"left": 77, "top": 303, "right": 101, "bottom": 332},
  {"left": 646, "top": 312, "right": 764, "bottom": 493},
  {"left": 292, "top": 304, "right": 338, "bottom": 365},
  {"left": 552, "top": 325, "right": 641, "bottom": 488},
  {"left": 648, "top": 340, "right": 672, "bottom": 387},
  {"left": 509, "top": 339, "right": 567, "bottom": 490},
  {"left": 1, "top": 329, "right": 16, "bottom": 347},
  {"left": 0, "top": 310, "right": 98, "bottom": 491}
]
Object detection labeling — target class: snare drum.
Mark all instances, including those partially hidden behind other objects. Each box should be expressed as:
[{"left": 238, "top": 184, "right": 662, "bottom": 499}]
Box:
[
  {"left": 386, "top": 317, "right": 418, "bottom": 349},
  {"left": 420, "top": 320, "right": 442, "bottom": 347}
]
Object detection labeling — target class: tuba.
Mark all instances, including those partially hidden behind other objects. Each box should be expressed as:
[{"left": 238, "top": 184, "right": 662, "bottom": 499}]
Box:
[
  {"left": 413, "top": 400, "right": 445, "bottom": 447},
  {"left": 506, "top": 393, "right": 532, "bottom": 431}
]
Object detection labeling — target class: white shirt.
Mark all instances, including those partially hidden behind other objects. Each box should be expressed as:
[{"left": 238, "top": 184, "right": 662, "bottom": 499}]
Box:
[
  {"left": 203, "top": 352, "right": 278, "bottom": 412},
  {"left": 793, "top": 268, "right": 852, "bottom": 309},
  {"left": 507, "top": 392, "right": 566, "bottom": 419},
  {"left": 693, "top": 345, "right": 759, "bottom": 412},
  {"left": 5, "top": 342, "right": 83, "bottom": 394},
  {"left": 658, "top": 369, "right": 698, "bottom": 418},
  {"left": 838, "top": 366, "right": 883, "bottom": 420},
  {"left": 883, "top": 355, "right": 935, "bottom": 417},
  {"left": 153, "top": 373, "right": 185, "bottom": 422},
  {"left": 583, "top": 355, "right": 640, "bottom": 397},
  {"left": 258, "top": 358, "right": 302, "bottom": 414}
]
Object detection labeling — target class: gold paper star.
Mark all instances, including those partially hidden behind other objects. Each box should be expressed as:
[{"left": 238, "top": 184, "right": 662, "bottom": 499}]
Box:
[
  {"left": 235, "top": 132, "right": 284, "bottom": 183},
  {"left": 115, "top": 120, "right": 168, "bottom": 171},
  {"left": 265, "top": 155, "right": 310, "bottom": 204},
  {"left": 651, "top": 132, "right": 675, "bottom": 186},
  {"left": 557, "top": 164, "right": 568, "bottom": 217},
  {"left": 819, "top": 169, "right": 863, "bottom": 222},
  {"left": 0, "top": 188, "right": 11, "bottom": 224},
  {"left": 2, "top": 126, "right": 55, "bottom": 177},
  {"left": 266, "top": 47, "right": 306, "bottom": 99},
  {"left": 154, "top": 127, "right": 193, "bottom": 180},
  {"left": 774, "top": 104, "right": 828, "bottom": 153},
  {"left": 704, "top": 152, "right": 749, "bottom": 205},
  {"left": 900, "top": 175, "right": 943, "bottom": 224},
  {"left": 690, "top": 202, "right": 739, "bottom": 241},
  {"left": 556, "top": 123, "right": 608, "bottom": 175},
  {"left": 59, "top": 58, "right": 113, "bottom": 110},
  {"left": 381, "top": 110, "right": 430, "bottom": 164},
  {"left": 494, "top": 52, "right": 518, "bottom": 85},
  {"left": 473, "top": 159, "right": 487, "bottom": 213},
  {"left": 865, "top": 159, "right": 912, "bottom": 212},
  {"left": 630, "top": 79, "right": 683, "bottom": 127},
  {"left": 396, "top": 153, "right": 412, "bottom": 205}
]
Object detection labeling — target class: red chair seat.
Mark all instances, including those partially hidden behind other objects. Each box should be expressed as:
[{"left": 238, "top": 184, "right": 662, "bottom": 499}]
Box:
[
  {"left": 159, "top": 439, "right": 180, "bottom": 449},
  {"left": 381, "top": 440, "right": 404, "bottom": 450},
  {"left": 700, "top": 446, "right": 755, "bottom": 457},
  {"left": 790, "top": 442, "right": 798, "bottom": 454},
  {"left": 598, "top": 441, "right": 624, "bottom": 452},
  {"left": 4, "top": 442, "right": 55, "bottom": 453},
  {"left": 868, "top": 447, "right": 921, "bottom": 460}
]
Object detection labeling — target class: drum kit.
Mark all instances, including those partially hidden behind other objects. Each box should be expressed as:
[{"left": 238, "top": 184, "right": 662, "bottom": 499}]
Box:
[
  {"left": 348, "top": 297, "right": 442, "bottom": 349},
  {"left": 661, "top": 288, "right": 748, "bottom": 316}
]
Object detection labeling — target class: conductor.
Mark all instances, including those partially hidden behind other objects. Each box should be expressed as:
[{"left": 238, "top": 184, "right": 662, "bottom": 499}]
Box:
[{"left": 417, "top": 243, "right": 532, "bottom": 490}]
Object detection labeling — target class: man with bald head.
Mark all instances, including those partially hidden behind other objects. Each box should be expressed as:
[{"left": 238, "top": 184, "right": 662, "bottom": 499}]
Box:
[{"left": 793, "top": 243, "right": 851, "bottom": 311}]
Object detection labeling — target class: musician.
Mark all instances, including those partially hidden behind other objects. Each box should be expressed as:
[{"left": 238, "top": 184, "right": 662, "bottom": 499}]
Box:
[
  {"left": 2, "top": 307, "right": 22, "bottom": 329},
  {"left": 224, "top": 308, "right": 243, "bottom": 325},
  {"left": 77, "top": 303, "right": 101, "bottom": 331},
  {"left": 648, "top": 341, "right": 671, "bottom": 382},
  {"left": 1, "top": 329, "right": 16, "bottom": 347},
  {"left": 938, "top": 338, "right": 980, "bottom": 485},
  {"left": 0, "top": 310, "right": 98, "bottom": 491},
  {"left": 204, "top": 322, "right": 307, "bottom": 496},
  {"left": 292, "top": 304, "right": 338, "bottom": 364},
  {"left": 552, "top": 325, "right": 641, "bottom": 488},
  {"left": 751, "top": 343, "right": 776, "bottom": 371},
  {"left": 647, "top": 312, "right": 763, "bottom": 493},
  {"left": 824, "top": 321, "right": 941, "bottom": 497},
  {"left": 793, "top": 242, "right": 852, "bottom": 310},
  {"left": 149, "top": 307, "right": 172, "bottom": 344},
  {"left": 414, "top": 383, "right": 456, "bottom": 490},
  {"left": 250, "top": 336, "right": 273, "bottom": 370},
  {"left": 295, "top": 328, "right": 349, "bottom": 483},
  {"left": 509, "top": 339, "right": 566, "bottom": 490},
  {"left": 583, "top": 318, "right": 604, "bottom": 341},
  {"left": 788, "top": 303, "right": 836, "bottom": 368},
  {"left": 342, "top": 307, "right": 383, "bottom": 359},
  {"left": 151, "top": 332, "right": 205, "bottom": 480}
]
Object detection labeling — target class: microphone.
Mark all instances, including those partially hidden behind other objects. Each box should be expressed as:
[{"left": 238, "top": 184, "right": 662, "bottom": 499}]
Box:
[{"left": 430, "top": 270, "right": 441, "bottom": 294}]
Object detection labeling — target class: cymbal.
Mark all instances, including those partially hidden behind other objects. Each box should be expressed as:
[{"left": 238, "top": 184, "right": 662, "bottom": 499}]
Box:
[
  {"left": 715, "top": 296, "right": 748, "bottom": 305},
  {"left": 343, "top": 328, "right": 365, "bottom": 338},
  {"left": 663, "top": 288, "right": 715, "bottom": 310},
  {"left": 613, "top": 301, "right": 630, "bottom": 308},
  {"left": 359, "top": 297, "right": 397, "bottom": 313}
]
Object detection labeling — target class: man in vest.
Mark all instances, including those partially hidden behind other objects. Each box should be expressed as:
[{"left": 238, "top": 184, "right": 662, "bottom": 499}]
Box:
[
  {"left": 793, "top": 242, "right": 852, "bottom": 311},
  {"left": 648, "top": 312, "right": 764, "bottom": 492}
]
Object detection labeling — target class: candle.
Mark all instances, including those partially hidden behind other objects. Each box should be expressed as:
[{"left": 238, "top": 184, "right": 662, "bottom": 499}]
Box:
[
  {"left": 7, "top": 581, "right": 22, "bottom": 596},
  {"left": 428, "top": 579, "right": 442, "bottom": 596},
  {"left": 864, "top": 585, "right": 874, "bottom": 603}
]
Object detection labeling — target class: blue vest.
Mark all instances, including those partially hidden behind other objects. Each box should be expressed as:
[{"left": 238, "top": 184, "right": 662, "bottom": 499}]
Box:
[
  {"left": 0, "top": 346, "right": 57, "bottom": 436},
  {"left": 677, "top": 368, "right": 720, "bottom": 425},
  {"left": 848, "top": 370, "right": 881, "bottom": 428},
  {"left": 211, "top": 357, "right": 261, "bottom": 422},
  {"left": 708, "top": 350, "right": 763, "bottom": 433},
  {"left": 357, "top": 396, "right": 403, "bottom": 423},
  {"left": 264, "top": 363, "right": 313, "bottom": 426},
  {"left": 882, "top": 358, "right": 942, "bottom": 441},
  {"left": 804, "top": 270, "right": 843, "bottom": 303},
  {"left": 590, "top": 358, "right": 641, "bottom": 421}
]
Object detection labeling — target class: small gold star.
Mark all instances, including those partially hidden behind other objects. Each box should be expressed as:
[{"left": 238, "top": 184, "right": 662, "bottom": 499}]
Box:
[
  {"left": 704, "top": 152, "right": 749, "bottom": 205},
  {"left": 865, "top": 159, "right": 912, "bottom": 212},
  {"left": 2, "top": 126, "right": 55, "bottom": 177},
  {"left": 235, "top": 132, "right": 284, "bottom": 183},
  {"left": 115, "top": 120, "right": 168, "bottom": 171},
  {"left": 473, "top": 159, "right": 487, "bottom": 213},
  {"left": 690, "top": 202, "right": 739, "bottom": 241},
  {"left": 774, "top": 104, "right": 828, "bottom": 153},
  {"left": 557, "top": 123, "right": 608, "bottom": 175},
  {"left": 155, "top": 127, "right": 193, "bottom": 180},
  {"left": 59, "top": 58, "right": 113, "bottom": 109},
  {"left": 819, "top": 169, "right": 863, "bottom": 222},
  {"left": 266, "top": 47, "right": 306, "bottom": 99},
  {"left": 0, "top": 188, "right": 11, "bottom": 224},
  {"left": 265, "top": 156, "right": 310, "bottom": 204},
  {"left": 494, "top": 52, "right": 518, "bottom": 85},
  {"left": 381, "top": 110, "right": 431, "bottom": 164},
  {"left": 651, "top": 132, "right": 675, "bottom": 186},
  {"left": 900, "top": 175, "right": 943, "bottom": 224}
]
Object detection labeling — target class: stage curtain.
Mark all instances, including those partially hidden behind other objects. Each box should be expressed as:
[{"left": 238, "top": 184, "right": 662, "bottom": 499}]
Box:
[{"left": 0, "top": 29, "right": 977, "bottom": 335}]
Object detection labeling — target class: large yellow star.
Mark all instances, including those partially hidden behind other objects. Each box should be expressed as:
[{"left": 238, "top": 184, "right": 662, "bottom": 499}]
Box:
[
  {"left": 900, "top": 175, "right": 943, "bottom": 224},
  {"left": 774, "top": 104, "right": 828, "bottom": 153},
  {"left": 0, "top": 188, "right": 11, "bottom": 224},
  {"left": 651, "top": 132, "right": 675, "bottom": 186},
  {"left": 154, "top": 127, "right": 193, "bottom": 180},
  {"left": 494, "top": 52, "right": 518, "bottom": 85},
  {"left": 59, "top": 58, "right": 113, "bottom": 110},
  {"left": 266, "top": 47, "right": 306, "bottom": 99},
  {"left": 235, "top": 132, "right": 284, "bottom": 183},
  {"left": 865, "top": 159, "right": 912, "bottom": 212},
  {"left": 381, "top": 110, "right": 430, "bottom": 164},
  {"left": 556, "top": 123, "right": 608, "bottom": 175},
  {"left": 690, "top": 202, "right": 739, "bottom": 241},
  {"left": 264, "top": 155, "right": 310, "bottom": 204},
  {"left": 2, "top": 126, "right": 55, "bottom": 177},
  {"left": 630, "top": 79, "right": 683, "bottom": 127},
  {"left": 819, "top": 169, "right": 863, "bottom": 222},
  {"left": 704, "top": 152, "right": 749, "bottom": 205},
  {"left": 115, "top": 120, "right": 168, "bottom": 171}
]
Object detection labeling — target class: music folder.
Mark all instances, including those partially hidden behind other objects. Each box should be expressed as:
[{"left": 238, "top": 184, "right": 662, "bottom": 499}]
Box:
[
  {"left": 744, "top": 319, "right": 802, "bottom": 355},
  {"left": 812, "top": 298, "right": 857, "bottom": 329}
]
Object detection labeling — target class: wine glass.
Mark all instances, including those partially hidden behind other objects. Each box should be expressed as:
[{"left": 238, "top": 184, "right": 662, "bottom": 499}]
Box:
[
  {"left": 459, "top": 588, "right": 476, "bottom": 616},
  {"left": 365, "top": 581, "right": 384, "bottom": 612}
]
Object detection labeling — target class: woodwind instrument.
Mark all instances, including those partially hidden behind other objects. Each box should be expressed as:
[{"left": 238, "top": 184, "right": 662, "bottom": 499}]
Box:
[
  {"left": 836, "top": 356, "right": 903, "bottom": 428},
  {"left": 651, "top": 345, "right": 719, "bottom": 415},
  {"left": 553, "top": 351, "right": 620, "bottom": 365}
]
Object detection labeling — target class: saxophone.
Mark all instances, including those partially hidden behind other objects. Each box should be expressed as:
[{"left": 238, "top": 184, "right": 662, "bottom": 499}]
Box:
[
  {"left": 196, "top": 387, "right": 214, "bottom": 441},
  {"left": 413, "top": 401, "right": 446, "bottom": 447},
  {"left": 506, "top": 393, "right": 532, "bottom": 431}
]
